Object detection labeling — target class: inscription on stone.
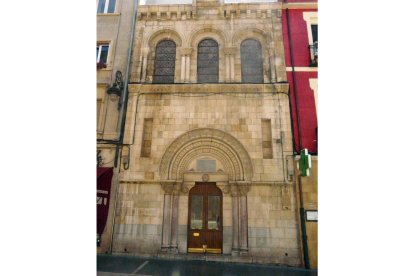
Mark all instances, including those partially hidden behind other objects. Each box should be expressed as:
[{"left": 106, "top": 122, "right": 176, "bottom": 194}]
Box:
[{"left": 197, "top": 159, "right": 216, "bottom": 172}]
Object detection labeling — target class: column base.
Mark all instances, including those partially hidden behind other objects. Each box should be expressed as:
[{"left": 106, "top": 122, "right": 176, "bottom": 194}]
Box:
[
  {"left": 160, "top": 246, "right": 169, "bottom": 252},
  {"left": 231, "top": 249, "right": 240, "bottom": 256},
  {"left": 168, "top": 245, "right": 178, "bottom": 254},
  {"left": 239, "top": 248, "right": 249, "bottom": 256}
]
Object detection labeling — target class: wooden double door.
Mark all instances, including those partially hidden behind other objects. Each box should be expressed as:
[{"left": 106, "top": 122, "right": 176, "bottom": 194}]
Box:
[{"left": 187, "top": 182, "right": 223, "bottom": 254}]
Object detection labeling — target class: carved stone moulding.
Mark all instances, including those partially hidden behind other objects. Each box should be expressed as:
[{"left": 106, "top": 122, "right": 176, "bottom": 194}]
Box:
[{"left": 159, "top": 128, "right": 253, "bottom": 182}]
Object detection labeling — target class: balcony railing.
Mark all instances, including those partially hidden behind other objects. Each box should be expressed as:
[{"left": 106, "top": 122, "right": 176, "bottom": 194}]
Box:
[{"left": 309, "top": 41, "right": 318, "bottom": 67}]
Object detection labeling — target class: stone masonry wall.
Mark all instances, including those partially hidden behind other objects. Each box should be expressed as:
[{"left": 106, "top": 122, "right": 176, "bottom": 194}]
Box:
[
  {"left": 112, "top": 182, "right": 164, "bottom": 254},
  {"left": 248, "top": 185, "right": 301, "bottom": 266},
  {"left": 122, "top": 85, "right": 293, "bottom": 182}
]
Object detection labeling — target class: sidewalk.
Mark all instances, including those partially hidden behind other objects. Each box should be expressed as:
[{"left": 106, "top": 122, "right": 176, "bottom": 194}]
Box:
[{"left": 97, "top": 254, "right": 318, "bottom": 276}]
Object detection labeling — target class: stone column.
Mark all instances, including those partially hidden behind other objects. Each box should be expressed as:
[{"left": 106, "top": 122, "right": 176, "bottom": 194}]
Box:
[
  {"left": 224, "top": 47, "right": 236, "bottom": 82},
  {"left": 161, "top": 191, "right": 172, "bottom": 252},
  {"left": 230, "top": 184, "right": 240, "bottom": 256},
  {"left": 185, "top": 55, "right": 190, "bottom": 82},
  {"left": 161, "top": 181, "right": 182, "bottom": 253},
  {"left": 238, "top": 183, "right": 250, "bottom": 256},
  {"left": 179, "top": 48, "right": 193, "bottom": 83},
  {"left": 225, "top": 54, "right": 230, "bottom": 82},
  {"left": 140, "top": 48, "right": 149, "bottom": 83},
  {"left": 229, "top": 182, "right": 250, "bottom": 256},
  {"left": 230, "top": 55, "right": 235, "bottom": 81},
  {"left": 268, "top": 44, "right": 276, "bottom": 82},
  {"left": 135, "top": 54, "right": 143, "bottom": 83},
  {"left": 180, "top": 54, "right": 186, "bottom": 82},
  {"left": 169, "top": 185, "right": 181, "bottom": 253}
]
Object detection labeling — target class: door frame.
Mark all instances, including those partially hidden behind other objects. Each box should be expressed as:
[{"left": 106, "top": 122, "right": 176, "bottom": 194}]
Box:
[{"left": 187, "top": 182, "right": 223, "bottom": 254}]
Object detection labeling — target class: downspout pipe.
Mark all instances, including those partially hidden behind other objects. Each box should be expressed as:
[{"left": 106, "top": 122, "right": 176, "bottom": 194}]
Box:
[
  {"left": 285, "top": 6, "right": 310, "bottom": 269},
  {"left": 108, "top": 0, "right": 139, "bottom": 254}
]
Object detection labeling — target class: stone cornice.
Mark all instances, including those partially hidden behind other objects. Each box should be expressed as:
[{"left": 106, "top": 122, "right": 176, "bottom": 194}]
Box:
[
  {"left": 282, "top": 3, "right": 318, "bottom": 10},
  {"left": 137, "top": 2, "right": 281, "bottom": 21},
  {"left": 118, "top": 179, "right": 293, "bottom": 186},
  {"left": 128, "top": 83, "right": 289, "bottom": 94}
]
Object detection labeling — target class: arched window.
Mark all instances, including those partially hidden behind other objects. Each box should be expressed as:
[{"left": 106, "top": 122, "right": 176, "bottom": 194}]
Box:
[
  {"left": 153, "top": 40, "right": 176, "bottom": 84},
  {"left": 240, "top": 39, "right": 263, "bottom": 83},
  {"left": 197, "top": 39, "right": 219, "bottom": 83}
]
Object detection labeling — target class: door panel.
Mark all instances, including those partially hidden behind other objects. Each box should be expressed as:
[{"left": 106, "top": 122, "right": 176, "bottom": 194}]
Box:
[{"left": 188, "top": 183, "right": 223, "bottom": 254}]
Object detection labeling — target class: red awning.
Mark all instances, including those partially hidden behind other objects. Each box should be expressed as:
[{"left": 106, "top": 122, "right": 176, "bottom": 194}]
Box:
[
  {"left": 97, "top": 167, "right": 112, "bottom": 178},
  {"left": 97, "top": 167, "right": 113, "bottom": 234}
]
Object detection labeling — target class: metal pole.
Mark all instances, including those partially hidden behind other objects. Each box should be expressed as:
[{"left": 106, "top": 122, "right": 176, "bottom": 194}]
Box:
[
  {"left": 298, "top": 175, "right": 310, "bottom": 269},
  {"left": 108, "top": 0, "right": 139, "bottom": 254}
]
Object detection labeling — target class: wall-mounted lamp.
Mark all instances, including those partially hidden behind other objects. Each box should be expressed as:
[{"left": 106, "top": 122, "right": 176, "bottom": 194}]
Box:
[{"left": 106, "top": 70, "right": 124, "bottom": 110}]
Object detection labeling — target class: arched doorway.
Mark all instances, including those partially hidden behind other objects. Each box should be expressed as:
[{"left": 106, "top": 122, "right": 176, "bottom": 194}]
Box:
[
  {"left": 159, "top": 128, "right": 253, "bottom": 255},
  {"left": 188, "top": 182, "right": 223, "bottom": 254}
]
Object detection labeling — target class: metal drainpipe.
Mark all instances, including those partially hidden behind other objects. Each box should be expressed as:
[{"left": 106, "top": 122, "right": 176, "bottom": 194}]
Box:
[
  {"left": 108, "top": 0, "right": 139, "bottom": 254},
  {"left": 285, "top": 7, "right": 310, "bottom": 269}
]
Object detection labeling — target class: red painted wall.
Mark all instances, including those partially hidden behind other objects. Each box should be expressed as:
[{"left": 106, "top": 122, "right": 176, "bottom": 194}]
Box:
[
  {"left": 282, "top": 8, "right": 317, "bottom": 67},
  {"left": 282, "top": 7, "right": 318, "bottom": 154},
  {"left": 287, "top": 71, "right": 318, "bottom": 153}
]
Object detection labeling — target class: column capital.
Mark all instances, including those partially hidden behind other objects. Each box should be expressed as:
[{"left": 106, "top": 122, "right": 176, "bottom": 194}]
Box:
[
  {"left": 229, "top": 182, "right": 251, "bottom": 197},
  {"left": 238, "top": 183, "right": 250, "bottom": 196},
  {"left": 224, "top": 47, "right": 237, "bottom": 55},
  {"left": 161, "top": 181, "right": 188, "bottom": 195},
  {"left": 160, "top": 181, "right": 180, "bottom": 195},
  {"left": 161, "top": 181, "right": 174, "bottom": 195},
  {"left": 141, "top": 47, "right": 150, "bottom": 56},
  {"left": 179, "top": 47, "right": 193, "bottom": 56}
]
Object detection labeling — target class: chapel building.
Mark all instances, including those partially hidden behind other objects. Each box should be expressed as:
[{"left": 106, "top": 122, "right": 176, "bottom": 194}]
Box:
[{"left": 106, "top": 0, "right": 302, "bottom": 266}]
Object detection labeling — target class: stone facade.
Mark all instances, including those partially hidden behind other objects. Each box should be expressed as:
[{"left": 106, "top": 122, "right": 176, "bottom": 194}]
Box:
[
  {"left": 108, "top": 0, "right": 302, "bottom": 267},
  {"left": 96, "top": 0, "right": 136, "bottom": 254}
]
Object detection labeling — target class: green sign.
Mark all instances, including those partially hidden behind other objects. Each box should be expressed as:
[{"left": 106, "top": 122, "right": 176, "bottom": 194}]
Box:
[{"left": 298, "top": 149, "right": 312, "bottom": 176}]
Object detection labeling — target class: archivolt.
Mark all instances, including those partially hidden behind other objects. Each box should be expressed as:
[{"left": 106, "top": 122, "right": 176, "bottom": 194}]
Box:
[
  {"left": 159, "top": 128, "right": 253, "bottom": 181},
  {"left": 188, "top": 27, "right": 227, "bottom": 47},
  {"left": 232, "top": 27, "right": 271, "bottom": 47},
  {"left": 145, "top": 28, "right": 183, "bottom": 48}
]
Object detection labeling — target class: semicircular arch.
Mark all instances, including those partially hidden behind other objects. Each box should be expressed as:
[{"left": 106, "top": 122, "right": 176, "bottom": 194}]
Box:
[
  {"left": 146, "top": 28, "right": 183, "bottom": 49},
  {"left": 189, "top": 27, "right": 227, "bottom": 47},
  {"left": 232, "top": 27, "right": 270, "bottom": 47},
  {"left": 159, "top": 128, "right": 253, "bottom": 181}
]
